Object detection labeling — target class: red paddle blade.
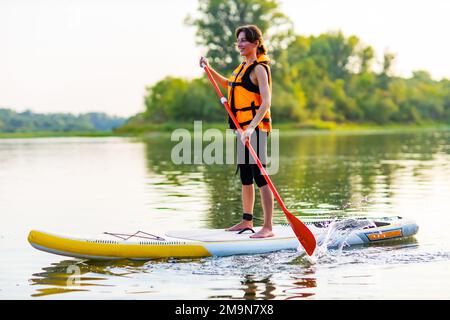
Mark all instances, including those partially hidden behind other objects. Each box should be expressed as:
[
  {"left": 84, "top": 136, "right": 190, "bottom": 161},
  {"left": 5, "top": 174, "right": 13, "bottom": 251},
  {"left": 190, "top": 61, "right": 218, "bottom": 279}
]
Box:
[{"left": 285, "top": 212, "right": 316, "bottom": 256}]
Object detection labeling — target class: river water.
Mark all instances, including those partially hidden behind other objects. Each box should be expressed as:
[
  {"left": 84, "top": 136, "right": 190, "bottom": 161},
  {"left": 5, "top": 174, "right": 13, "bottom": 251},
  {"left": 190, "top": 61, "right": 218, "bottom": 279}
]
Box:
[{"left": 1, "top": 128, "right": 449, "bottom": 299}]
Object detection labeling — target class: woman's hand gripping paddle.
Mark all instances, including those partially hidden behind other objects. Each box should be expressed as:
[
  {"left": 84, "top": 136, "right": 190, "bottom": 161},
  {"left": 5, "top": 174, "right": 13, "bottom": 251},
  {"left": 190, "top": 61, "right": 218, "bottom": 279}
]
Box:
[{"left": 201, "top": 63, "right": 316, "bottom": 256}]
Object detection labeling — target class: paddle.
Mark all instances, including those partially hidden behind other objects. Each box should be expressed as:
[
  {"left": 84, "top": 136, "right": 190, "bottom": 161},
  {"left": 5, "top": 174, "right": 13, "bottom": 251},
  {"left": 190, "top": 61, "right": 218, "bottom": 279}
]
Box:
[{"left": 201, "top": 63, "right": 316, "bottom": 256}]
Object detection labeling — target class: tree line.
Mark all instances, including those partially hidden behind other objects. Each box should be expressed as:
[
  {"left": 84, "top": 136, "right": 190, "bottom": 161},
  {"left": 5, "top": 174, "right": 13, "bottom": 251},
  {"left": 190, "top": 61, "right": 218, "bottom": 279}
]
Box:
[
  {"left": 0, "top": 108, "right": 127, "bottom": 133},
  {"left": 130, "top": 0, "right": 449, "bottom": 128}
]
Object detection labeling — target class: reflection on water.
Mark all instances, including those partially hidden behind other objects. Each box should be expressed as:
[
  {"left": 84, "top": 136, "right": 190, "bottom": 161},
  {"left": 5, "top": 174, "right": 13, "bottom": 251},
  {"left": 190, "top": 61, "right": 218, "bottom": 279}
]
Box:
[
  {"left": 2, "top": 129, "right": 450, "bottom": 299},
  {"left": 29, "top": 260, "right": 115, "bottom": 297},
  {"left": 283, "top": 275, "right": 317, "bottom": 300},
  {"left": 141, "top": 129, "right": 450, "bottom": 228},
  {"left": 30, "top": 253, "right": 317, "bottom": 300},
  {"left": 240, "top": 276, "right": 277, "bottom": 300}
]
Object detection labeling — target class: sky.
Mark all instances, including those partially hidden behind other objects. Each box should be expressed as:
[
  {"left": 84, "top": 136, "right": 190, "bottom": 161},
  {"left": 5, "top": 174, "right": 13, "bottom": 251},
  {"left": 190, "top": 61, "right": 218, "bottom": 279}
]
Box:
[{"left": 1, "top": 0, "right": 449, "bottom": 118}]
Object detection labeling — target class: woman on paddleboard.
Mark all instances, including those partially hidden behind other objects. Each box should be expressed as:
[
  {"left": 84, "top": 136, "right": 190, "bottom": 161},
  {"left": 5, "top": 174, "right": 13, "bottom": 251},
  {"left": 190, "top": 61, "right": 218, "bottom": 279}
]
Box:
[{"left": 200, "top": 25, "right": 274, "bottom": 238}]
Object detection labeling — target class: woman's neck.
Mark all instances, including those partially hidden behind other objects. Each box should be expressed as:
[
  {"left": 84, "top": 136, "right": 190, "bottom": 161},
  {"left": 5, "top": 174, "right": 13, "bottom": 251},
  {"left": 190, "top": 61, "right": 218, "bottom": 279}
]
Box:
[{"left": 244, "top": 53, "right": 258, "bottom": 65}]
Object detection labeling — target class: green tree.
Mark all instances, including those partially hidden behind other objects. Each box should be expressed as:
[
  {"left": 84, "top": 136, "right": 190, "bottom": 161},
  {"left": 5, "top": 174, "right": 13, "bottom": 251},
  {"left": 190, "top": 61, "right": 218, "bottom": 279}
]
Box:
[
  {"left": 441, "top": 79, "right": 450, "bottom": 121},
  {"left": 307, "top": 31, "right": 360, "bottom": 81},
  {"left": 143, "top": 77, "right": 225, "bottom": 123},
  {"left": 358, "top": 46, "right": 375, "bottom": 74},
  {"left": 135, "top": 3, "right": 450, "bottom": 129},
  {"left": 186, "top": 0, "right": 293, "bottom": 73},
  {"left": 0, "top": 108, "right": 126, "bottom": 133},
  {"left": 379, "top": 51, "right": 396, "bottom": 89}
]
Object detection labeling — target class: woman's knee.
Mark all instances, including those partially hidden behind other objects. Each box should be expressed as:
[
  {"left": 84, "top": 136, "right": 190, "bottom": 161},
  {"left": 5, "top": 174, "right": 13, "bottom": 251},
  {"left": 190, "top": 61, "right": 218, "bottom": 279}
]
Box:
[{"left": 255, "top": 176, "right": 268, "bottom": 188}]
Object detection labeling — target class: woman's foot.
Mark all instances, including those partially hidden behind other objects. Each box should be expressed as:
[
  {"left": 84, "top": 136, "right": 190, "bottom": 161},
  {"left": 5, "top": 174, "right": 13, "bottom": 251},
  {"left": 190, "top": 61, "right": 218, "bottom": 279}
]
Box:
[
  {"left": 250, "top": 227, "right": 274, "bottom": 238},
  {"left": 225, "top": 220, "right": 253, "bottom": 231}
]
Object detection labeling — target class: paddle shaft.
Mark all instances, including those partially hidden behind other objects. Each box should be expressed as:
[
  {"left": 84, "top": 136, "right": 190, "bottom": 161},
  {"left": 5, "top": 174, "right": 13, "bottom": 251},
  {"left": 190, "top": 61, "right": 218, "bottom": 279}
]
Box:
[
  {"left": 202, "top": 64, "right": 286, "bottom": 211},
  {"left": 202, "top": 63, "right": 316, "bottom": 255}
]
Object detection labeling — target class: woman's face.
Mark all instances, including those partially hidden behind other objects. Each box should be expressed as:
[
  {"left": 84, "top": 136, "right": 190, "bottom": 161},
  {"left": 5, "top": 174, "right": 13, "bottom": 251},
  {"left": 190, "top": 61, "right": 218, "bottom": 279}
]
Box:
[{"left": 236, "top": 31, "right": 258, "bottom": 57}]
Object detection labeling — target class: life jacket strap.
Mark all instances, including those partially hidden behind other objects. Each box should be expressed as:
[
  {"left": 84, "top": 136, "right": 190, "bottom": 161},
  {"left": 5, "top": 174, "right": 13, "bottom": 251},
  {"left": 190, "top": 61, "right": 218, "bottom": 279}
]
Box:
[
  {"left": 238, "top": 118, "right": 271, "bottom": 127},
  {"left": 236, "top": 102, "right": 260, "bottom": 112}
]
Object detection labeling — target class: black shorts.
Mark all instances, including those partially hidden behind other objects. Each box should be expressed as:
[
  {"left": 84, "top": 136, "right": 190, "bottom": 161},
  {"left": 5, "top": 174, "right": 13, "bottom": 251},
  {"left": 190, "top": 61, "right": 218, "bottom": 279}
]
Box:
[{"left": 236, "top": 130, "right": 268, "bottom": 188}]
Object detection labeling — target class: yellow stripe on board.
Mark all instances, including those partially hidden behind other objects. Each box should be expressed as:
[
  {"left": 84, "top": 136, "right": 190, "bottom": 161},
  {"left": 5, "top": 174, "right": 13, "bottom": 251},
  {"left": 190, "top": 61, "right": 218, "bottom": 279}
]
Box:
[{"left": 28, "top": 230, "right": 212, "bottom": 259}]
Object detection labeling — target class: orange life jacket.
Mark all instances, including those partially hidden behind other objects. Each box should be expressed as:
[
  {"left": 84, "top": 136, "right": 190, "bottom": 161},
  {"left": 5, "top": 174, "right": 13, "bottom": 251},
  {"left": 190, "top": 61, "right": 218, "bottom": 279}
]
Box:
[{"left": 227, "top": 55, "right": 272, "bottom": 132}]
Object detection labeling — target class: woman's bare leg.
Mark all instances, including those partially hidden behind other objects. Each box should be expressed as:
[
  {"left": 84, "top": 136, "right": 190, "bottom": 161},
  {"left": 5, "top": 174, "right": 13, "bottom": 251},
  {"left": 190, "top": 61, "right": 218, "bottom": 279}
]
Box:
[
  {"left": 226, "top": 184, "right": 254, "bottom": 231},
  {"left": 250, "top": 184, "right": 274, "bottom": 238}
]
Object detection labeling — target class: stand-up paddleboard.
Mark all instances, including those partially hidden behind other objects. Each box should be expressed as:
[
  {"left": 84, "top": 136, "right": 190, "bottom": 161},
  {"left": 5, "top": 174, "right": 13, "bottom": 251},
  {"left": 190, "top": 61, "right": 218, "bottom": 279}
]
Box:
[{"left": 28, "top": 216, "right": 418, "bottom": 261}]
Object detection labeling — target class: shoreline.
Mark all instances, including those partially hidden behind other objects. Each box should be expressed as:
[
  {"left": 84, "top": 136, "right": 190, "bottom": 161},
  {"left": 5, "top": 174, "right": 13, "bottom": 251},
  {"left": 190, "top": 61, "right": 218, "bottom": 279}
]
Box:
[
  {"left": 1, "top": 122, "right": 449, "bottom": 139},
  {"left": 0, "top": 131, "right": 121, "bottom": 139}
]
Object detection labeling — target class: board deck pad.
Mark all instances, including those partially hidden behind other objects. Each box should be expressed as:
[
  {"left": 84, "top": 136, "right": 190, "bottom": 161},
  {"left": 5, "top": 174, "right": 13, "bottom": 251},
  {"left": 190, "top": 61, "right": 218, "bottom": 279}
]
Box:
[{"left": 166, "top": 225, "right": 295, "bottom": 242}]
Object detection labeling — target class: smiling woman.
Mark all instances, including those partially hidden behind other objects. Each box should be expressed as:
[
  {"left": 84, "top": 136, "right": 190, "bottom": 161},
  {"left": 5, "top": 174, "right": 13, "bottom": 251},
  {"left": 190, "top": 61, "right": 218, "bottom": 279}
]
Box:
[
  {"left": 235, "top": 25, "right": 268, "bottom": 57},
  {"left": 199, "top": 25, "right": 279, "bottom": 239}
]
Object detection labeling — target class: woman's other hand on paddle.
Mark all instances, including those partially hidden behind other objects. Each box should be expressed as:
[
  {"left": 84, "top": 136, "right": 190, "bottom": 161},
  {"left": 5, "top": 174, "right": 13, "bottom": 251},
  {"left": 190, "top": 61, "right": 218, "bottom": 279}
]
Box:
[
  {"left": 199, "top": 56, "right": 209, "bottom": 69},
  {"left": 240, "top": 126, "right": 255, "bottom": 145}
]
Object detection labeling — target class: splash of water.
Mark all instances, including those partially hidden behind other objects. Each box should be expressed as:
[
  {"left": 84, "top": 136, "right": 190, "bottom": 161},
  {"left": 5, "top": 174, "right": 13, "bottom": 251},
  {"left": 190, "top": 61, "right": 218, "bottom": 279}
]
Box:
[{"left": 303, "top": 218, "right": 378, "bottom": 264}]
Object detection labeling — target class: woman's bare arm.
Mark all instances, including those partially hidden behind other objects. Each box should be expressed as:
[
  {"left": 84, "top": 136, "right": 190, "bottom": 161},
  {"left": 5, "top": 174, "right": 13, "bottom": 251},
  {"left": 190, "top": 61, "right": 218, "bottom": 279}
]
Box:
[
  {"left": 200, "top": 57, "right": 228, "bottom": 90},
  {"left": 200, "top": 57, "right": 228, "bottom": 89},
  {"left": 208, "top": 66, "right": 228, "bottom": 90}
]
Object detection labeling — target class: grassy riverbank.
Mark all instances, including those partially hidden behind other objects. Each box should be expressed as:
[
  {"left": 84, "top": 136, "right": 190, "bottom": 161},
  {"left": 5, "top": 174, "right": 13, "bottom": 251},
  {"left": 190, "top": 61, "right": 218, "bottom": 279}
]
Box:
[
  {"left": 0, "top": 131, "right": 119, "bottom": 139},
  {"left": 115, "top": 120, "right": 450, "bottom": 135},
  {"left": 1, "top": 121, "right": 449, "bottom": 139}
]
